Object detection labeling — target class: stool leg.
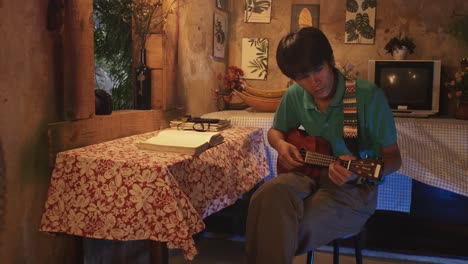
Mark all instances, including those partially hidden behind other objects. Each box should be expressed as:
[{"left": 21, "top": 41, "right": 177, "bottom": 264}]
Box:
[
  {"left": 333, "top": 239, "right": 340, "bottom": 264},
  {"left": 306, "top": 250, "right": 314, "bottom": 264},
  {"left": 354, "top": 233, "right": 363, "bottom": 264}
]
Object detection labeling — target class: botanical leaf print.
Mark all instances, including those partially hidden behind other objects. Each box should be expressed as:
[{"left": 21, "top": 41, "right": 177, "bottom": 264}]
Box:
[
  {"left": 346, "top": 0, "right": 359, "bottom": 12},
  {"left": 361, "top": 0, "right": 376, "bottom": 10},
  {"left": 244, "top": 0, "right": 272, "bottom": 23},
  {"left": 298, "top": 8, "right": 313, "bottom": 28},
  {"left": 242, "top": 38, "right": 269, "bottom": 80},
  {"left": 246, "top": 0, "right": 271, "bottom": 14},
  {"left": 344, "top": 0, "right": 376, "bottom": 44}
]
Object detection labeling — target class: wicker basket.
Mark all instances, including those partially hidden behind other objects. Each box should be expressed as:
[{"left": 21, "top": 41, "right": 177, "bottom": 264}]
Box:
[
  {"left": 243, "top": 86, "right": 287, "bottom": 98},
  {"left": 234, "top": 90, "right": 281, "bottom": 112}
]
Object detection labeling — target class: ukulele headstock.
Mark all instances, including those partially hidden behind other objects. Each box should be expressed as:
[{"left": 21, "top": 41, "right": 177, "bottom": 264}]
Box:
[{"left": 347, "top": 159, "right": 384, "bottom": 182}]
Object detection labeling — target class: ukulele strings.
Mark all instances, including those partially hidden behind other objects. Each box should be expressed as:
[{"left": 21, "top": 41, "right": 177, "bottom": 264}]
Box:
[
  {"left": 299, "top": 149, "right": 379, "bottom": 180},
  {"left": 299, "top": 149, "right": 362, "bottom": 167},
  {"left": 300, "top": 149, "right": 336, "bottom": 166}
]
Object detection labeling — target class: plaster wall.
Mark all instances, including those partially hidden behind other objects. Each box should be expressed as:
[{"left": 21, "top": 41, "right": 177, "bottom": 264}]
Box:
[
  {"left": 0, "top": 0, "right": 78, "bottom": 263},
  {"left": 177, "top": 0, "right": 468, "bottom": 116},
  {"left": 177, "top": 0, "right": 229, "bottom": 117}
]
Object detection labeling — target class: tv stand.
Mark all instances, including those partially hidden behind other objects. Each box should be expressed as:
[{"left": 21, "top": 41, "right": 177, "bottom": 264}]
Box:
[{"left": 392, "top": 111, "right": 433, "bottom": 118}]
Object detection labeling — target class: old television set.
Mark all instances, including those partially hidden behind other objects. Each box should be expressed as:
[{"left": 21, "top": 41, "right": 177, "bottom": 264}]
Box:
[{"left": 368, "top": 60, "right": 441, "bottom": 117}]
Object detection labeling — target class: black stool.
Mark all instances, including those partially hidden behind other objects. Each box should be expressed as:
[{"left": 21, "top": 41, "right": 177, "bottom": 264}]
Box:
[{"left": 306, "top": 230, "right": 364, "bottom": 264}]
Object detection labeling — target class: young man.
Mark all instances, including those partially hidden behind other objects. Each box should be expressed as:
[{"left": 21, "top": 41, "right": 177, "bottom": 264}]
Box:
[{"left": 245, "top": 27, "right": 402, "bottom": 264}]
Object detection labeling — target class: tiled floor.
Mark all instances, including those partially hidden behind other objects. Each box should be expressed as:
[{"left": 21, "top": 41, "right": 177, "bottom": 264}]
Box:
[{"left": 169, "top": 233, "right": 468, "bottom": 264}]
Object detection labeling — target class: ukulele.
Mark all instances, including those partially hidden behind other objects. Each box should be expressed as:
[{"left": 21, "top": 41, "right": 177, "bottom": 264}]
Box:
[{"left": 277, "top": 129, "right": 384, "bottom": 183}]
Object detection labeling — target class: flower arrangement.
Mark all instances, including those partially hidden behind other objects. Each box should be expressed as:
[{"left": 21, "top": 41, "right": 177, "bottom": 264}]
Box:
[
  {"left": 384, "top": 33, "right": 416, "bottom": 54},
  {"left": 446, "top": 59, "right": 468, "bottom": 119},
  {"left": 336, "top": 62, "right": 359, "bottom": 80},
  {"left": 214, "top": 66, "right": 246, "bottom": 102},
  {"left": 130, "top": 0, "right": 176, "bottom": 50},
  {"left": 447, "top": 65, "right": 468, "bottom": 104}
]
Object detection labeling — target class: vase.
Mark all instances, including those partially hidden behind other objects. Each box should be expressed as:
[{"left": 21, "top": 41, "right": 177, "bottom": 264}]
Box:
[
  {"left": 223, "top": 94, "right": 233, "bottom": 101},
  {"left": 225, "top": 101, "right": 249, "bottom": 110},
  {"left": 135, "top": 48, "right": 152, "bottom": 110},
  {"left": 454, "top": 100, "right": 468, "bottom": 120},
  {"left": 392, "top": 48, "right": 408, "bottom": 60},
  {"left": 225, "top": 92, "right": 249, "bottom": 110},
  {"left": 216, "top": 97, "right": 226, "bottom": 111}
]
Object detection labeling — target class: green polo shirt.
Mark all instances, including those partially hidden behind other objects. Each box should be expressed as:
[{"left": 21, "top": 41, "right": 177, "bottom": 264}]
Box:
[{"left": 272, "top": 71, "right": 397, "bottom": 159}]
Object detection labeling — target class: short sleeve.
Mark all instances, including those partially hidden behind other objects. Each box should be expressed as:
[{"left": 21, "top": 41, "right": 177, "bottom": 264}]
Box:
[
  {"left": 272, "top": 88, "right": 300, "bottom": 132},
  {"left": 367, "top": 87, "right": 398, "bottom": 147}
]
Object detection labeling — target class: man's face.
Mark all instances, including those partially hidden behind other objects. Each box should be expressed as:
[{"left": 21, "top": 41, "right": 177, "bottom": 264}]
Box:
[{"left": 294, "top": 63, "right": 335, "bottom": 100}]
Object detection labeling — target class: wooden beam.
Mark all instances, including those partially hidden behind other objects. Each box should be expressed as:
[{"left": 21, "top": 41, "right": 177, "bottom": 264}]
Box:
[
  {"left": 62, "top": 0, "right": 95, "bottom": 120},
  {"left": 163, "top": 0, "right": 179, "bottom": 110}
]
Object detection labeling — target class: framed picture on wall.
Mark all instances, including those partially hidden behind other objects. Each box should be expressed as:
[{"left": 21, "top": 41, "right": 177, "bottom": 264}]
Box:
[
  {"left": 241, "top": 38, "right": 269, "bottom": 80},
  {"left": 344, "top": 0, "right": 376, "bottom": 44},
  {"left": 213, "top": 9, "right": 228, "bottom": 59},
  {"left": 244, "top": 0, "right": 272, "bottom": 23},
  {"left": 216, "top": 0, "right": 228, "bottom": 10},
  {"left": 290, "top": 4, "right": 320, "bottom": 32}
]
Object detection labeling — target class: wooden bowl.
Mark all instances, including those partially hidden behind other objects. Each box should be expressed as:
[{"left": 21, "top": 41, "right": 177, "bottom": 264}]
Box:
[{"left": 234, "top": 90, "right": 282, "bottom": 112}]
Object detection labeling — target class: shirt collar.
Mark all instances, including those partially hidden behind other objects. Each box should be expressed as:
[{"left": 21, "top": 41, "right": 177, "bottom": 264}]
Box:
[{"left": 329, "top": 70, "right": 345, "bottom": 107}]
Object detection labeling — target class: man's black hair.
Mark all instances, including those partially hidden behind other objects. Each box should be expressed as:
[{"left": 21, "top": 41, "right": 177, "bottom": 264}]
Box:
[{"left": 276, "top": 27, "right": 334, "bottom": 80}]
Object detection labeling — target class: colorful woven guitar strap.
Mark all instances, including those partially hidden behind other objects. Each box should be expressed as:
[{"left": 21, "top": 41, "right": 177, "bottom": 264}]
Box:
[
  {"left": 343, "top": 79, "right": 369, "bottom": 184},
  {"left": 343, "top": 80, "right": 358, "bottom": 139}
]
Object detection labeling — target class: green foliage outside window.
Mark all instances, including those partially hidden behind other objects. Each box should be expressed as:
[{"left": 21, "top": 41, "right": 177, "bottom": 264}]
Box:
[{"left": 94, "top": 0, "right": 133, "bottom": 110}]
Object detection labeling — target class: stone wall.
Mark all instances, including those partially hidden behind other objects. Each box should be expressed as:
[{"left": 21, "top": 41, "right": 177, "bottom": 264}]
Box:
[{"left": 177, "top": 0, "right": 468, "bottom": 116}]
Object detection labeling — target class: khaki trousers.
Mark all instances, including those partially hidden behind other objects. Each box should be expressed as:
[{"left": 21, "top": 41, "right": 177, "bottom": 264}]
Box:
[{"left": 245, "top": 172, "right": 377, "bottom": 264}]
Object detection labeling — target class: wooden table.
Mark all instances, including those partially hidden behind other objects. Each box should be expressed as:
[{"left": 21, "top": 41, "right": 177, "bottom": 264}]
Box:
[{"left": 39, "top": 127, "right": 270, "bottom": 262}]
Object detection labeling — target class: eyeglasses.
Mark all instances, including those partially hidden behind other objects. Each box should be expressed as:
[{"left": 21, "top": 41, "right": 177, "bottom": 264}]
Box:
[
  {"left": 192, "top": 122, "right": 211, "bottom": 132},
  {"left": 177, "top": 121, "right": 211, "bottom": 132}
]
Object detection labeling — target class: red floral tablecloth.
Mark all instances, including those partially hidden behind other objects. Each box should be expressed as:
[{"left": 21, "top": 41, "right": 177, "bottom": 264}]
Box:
[{"left": 39, "top": 127, "right": 270, "bottom": 260}]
